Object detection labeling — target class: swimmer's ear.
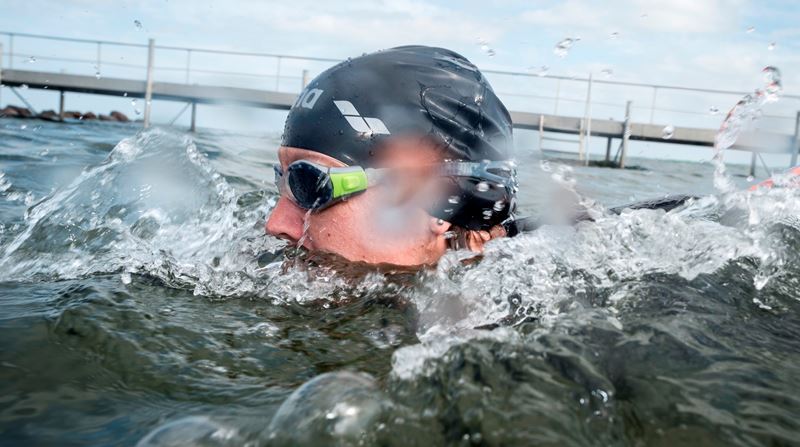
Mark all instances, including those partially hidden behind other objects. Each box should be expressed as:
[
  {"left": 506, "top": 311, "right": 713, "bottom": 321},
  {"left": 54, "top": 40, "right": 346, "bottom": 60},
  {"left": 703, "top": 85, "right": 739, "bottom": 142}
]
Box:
[{"left": 428, "top": 217, "right": 452, "bottom": 236}]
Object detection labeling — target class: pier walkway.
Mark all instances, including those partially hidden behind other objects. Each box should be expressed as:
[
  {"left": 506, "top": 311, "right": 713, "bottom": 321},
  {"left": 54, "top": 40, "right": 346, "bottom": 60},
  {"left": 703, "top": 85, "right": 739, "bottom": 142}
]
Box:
[{"left": 1, "top": 31, "right": 799, "bottom": 170}]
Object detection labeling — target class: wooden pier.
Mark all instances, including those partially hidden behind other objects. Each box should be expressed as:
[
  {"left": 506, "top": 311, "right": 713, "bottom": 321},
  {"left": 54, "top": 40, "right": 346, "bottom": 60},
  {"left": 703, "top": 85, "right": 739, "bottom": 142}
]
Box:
[{"left": 1, "top": 32, "right": 800, "bottom": 170}]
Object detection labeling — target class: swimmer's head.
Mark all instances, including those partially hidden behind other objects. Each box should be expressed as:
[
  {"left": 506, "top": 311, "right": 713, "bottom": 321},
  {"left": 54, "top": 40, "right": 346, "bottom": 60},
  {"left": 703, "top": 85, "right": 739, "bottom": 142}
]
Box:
[{"left": 266, "top": 46, "right": 516, "bottom": 266}]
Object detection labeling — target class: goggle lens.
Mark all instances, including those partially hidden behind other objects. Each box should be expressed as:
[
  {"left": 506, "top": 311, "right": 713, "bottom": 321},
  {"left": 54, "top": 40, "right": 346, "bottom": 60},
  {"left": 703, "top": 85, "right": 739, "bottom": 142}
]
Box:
[{"left": 274, "top": 161, "right": 334, "bottom": 210}]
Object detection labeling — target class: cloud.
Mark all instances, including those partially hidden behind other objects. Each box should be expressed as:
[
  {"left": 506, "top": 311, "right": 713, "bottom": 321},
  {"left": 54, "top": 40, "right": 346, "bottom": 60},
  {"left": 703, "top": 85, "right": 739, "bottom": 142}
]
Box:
[{"left": 520, "top": 0, "right": 742, "bottom": 34}]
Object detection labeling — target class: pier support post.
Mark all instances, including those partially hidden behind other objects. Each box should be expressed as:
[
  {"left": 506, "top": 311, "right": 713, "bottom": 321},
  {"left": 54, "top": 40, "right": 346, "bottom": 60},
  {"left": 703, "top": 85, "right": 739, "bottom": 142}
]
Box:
[
  {"left": 538, "top": 114, "right": 544, "bottom": 155},
  {"left": 620, "top": 100, "right": 632, "bottom": 169},
  {"left": 58, "top": 90, "right": 65, "bottom": 121},
  {"left": 790, "top": 111, "right": 800, "bottom": 168},
  {"left": 605, "top": 137, "right": 612, "bottom": 162},
  {"left": 749, "top": 152, "right": 757, "bottom": 177},
  {"left": 301, "top": 69, "right": 309, "bottom": 89},
  {"left": 0, "top": 43, "right": 3, "bottom": 107},
  {"left": 583, "top": 72, "right": 593, "bottom": 166},
  {"left": 190, "top": 102, "right": 197, "bottom": 132},
  {"left": 143, "top": 38, "right": 155, "bottom": 128}
]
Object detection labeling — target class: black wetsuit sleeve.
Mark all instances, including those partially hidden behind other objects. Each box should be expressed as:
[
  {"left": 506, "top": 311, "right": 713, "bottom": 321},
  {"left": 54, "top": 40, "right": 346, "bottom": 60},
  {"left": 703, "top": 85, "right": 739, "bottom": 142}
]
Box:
[
  {"left": 506, "top": 194, "right": 695, "bottom": 236},
  {"left": 608, "top": 194, "right": 696, "bottom": 214}
]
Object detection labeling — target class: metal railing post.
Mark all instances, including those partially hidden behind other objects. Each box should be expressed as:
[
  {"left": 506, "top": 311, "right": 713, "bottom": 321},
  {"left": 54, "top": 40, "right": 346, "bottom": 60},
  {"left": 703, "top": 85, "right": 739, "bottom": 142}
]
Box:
[
  {"left": 275, "top": 56, "right": 282, "bottom": 91},
  {"left": 553, "top": 78, "right": 561, "bottom": 114},
  {"left": 96, "top": 41, "right": 102, "bottom": 75},
  {"left": 185, "top": 49, "right": 191, "bottom": 84},
  {"left": 583, "top": 72, "right": 593, "bottom": 166},
  {"left": 649, "top": 87, "right": 658, "bottom": 123},
  {"left": 620, "top": 100, "right": 632, "bottom": 169},
  {"left": 143, "top": 38, "right": 155, "bottom": 128},
  {"left": 791, "top": 111, "right": 800, "bottom": 167},
  {"left": 8, "top": 34, "right": 13, "bottom": 68},
  {"left": 301, "top": 69, "right": 309, "bottom": 89},
  {"left": 0, "top": 42, "right": 3, "bottom": 107}
]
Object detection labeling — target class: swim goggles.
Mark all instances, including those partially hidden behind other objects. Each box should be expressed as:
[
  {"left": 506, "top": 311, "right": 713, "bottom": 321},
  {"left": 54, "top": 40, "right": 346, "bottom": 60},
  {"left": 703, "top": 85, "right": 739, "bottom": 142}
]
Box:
[{"left": 273, "top": 159, "right": 516, "bottom": 211}]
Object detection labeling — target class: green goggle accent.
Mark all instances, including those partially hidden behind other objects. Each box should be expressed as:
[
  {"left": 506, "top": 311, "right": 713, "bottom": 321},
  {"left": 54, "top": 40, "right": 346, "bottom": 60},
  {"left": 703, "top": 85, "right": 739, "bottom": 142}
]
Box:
[
  {"left": 274, "top": 161, "right": 376, "bottom": 210},
  {"left": 273, "top": 159, "right": 518, "bottom": 218}
]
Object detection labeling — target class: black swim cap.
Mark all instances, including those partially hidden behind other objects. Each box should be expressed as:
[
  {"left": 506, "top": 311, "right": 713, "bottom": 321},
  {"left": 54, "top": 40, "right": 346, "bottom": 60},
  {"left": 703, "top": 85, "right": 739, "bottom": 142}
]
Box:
[{"left": 281, "top": 45, "right": 516, "bottom": 230}]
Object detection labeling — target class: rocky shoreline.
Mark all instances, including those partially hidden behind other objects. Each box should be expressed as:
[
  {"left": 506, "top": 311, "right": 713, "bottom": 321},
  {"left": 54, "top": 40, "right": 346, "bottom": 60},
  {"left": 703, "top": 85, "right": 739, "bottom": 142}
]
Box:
[{"left": 0, "top": 105, "right": 135, "bottom": 123}]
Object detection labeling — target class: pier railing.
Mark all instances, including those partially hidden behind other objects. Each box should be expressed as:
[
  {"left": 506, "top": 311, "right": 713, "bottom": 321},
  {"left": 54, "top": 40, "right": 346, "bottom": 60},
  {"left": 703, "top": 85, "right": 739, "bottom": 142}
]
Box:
[{"left": 2, "top": 30, "right": 799, "bottom": 143}]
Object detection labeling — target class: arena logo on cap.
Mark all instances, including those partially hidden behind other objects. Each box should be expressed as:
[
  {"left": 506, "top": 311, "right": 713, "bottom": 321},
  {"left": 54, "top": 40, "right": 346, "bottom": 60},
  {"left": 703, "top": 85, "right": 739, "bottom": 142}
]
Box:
[
  {"left": 333, "top": 100, "right": 391, "bottom": 135},
  {"left": 295, "top": 88, "right": 324, "bottom": 110}
]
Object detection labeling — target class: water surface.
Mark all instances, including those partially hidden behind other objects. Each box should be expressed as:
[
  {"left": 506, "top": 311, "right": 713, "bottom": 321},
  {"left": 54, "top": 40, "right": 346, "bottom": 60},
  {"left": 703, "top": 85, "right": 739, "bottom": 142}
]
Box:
[{"left": 1, "top": 118, "right": 799, "bottom": 446}]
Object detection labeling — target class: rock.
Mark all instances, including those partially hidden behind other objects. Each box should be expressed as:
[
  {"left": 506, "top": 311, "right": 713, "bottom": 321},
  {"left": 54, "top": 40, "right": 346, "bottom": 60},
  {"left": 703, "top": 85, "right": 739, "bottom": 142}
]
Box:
[
  {"left": 0, "top": 106, "right": 20, "bottom": 118},
  {"left": 110, "top": 111, "right": 129, "bottom": 122},
  {"left": 81, "top": 112, "right": 97, "bottom": 120},
  {"left": 38, "top": 110, "right": 61, "bottom": 122},
  {"left": 2, "top": 105, "right": 33, "bottom": 118},
  {"left": 98, "top": 114, "right": 113, "bottom": 121},
  {"left": 63, "top": 111, "right": 82, "bottom": 119}
]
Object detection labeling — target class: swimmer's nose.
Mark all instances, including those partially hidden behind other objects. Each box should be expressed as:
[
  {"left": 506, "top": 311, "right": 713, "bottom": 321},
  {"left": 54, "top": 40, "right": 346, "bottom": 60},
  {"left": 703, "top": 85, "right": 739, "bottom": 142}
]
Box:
[{"left": 265, "top": 197, "right": 305, "bottom": 243}]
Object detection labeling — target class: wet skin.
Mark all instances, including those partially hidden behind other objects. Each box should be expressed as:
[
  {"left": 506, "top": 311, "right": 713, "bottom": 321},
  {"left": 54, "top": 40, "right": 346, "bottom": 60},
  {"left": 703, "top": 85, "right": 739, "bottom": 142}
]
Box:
[{"left": 265, "top": 145, "right": 454, "bottom": 266}]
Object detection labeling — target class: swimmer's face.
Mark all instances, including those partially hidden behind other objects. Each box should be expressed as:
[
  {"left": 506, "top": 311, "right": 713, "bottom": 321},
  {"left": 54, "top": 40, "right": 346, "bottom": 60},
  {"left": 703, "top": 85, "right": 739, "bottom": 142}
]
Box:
[{"left": 265, "top": 141, "right": 453, "bottom": 266}]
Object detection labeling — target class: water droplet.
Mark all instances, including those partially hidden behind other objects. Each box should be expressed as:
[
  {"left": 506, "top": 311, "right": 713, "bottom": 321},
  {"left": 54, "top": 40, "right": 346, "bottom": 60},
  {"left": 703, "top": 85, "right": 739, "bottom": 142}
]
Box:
[
  {"left": 539, "top": 160, "right": 552, "bottom": 172},
  {"left": 746, "top": 26, "right": 755, "bottom": 33},
  {"left": 95, "top": 71, "right": 101, "bottom": 79},
  {"left": 448, "top": 195, "right": 460, "bottom": 204},
  {"left": 123, "top": 92, "right": 128, "bottom": 97},
  {"left": 121, "top": 272, "right": 132, "bottom": 284},
  {"left": 21, "top": 84, "right": 29, "bottom": 90},
  {"left": 709, "top": 106, "right": 719, "bottom": 115},
  {"left": 662, "top": 124, "right": 675, "bottom": 140},
  {"left": 609, "top": 31, "right": 619, "bottom": 39},
  {"left": 747, "top": 175, "right": 754, "bottom": 182},
  {"left": 600, "top": 68, "right": 613, "bottom": 78},
  {"left": 534, "top": 65, "right": 549, "bottom": 77},
  {"left": 476, "top": 37, "right": 496, "bottom": 57},
  {"left": 131, "top": 99, "right": 137, "bottom": 107},
  {"left": 476, "top": 182, "right": 490, "bottom": 192},
  {"left": 767, "top": 42, "right": 776, "bottom": 51},
  {"left": 493, "top": 200, "right": 505, "bottom": 211},
  {"left": 762, "top": 66, "right": 782, "bottom": 102},
  {"left": 553, "top": 38, "right": 576, "bottom": 58},
  {"left": 134, "top": 19, "right": 143, "bottom": 30},
  {"left": 27, "top": 56, "right": 36, "bottom": 63},
  {"left": 474, "top": 94, "right": 484, "bottom": 105},
  {"left": 20, "top": 124, "right": 27, "bottom": 130}
]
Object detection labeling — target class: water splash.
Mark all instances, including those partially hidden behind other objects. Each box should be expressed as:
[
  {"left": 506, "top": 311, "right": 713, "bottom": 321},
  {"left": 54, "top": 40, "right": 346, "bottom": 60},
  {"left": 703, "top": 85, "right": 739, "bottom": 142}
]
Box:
[
  {"left": 661, "top": 124, "right": 675, "bottom": 140},
  {"left": 712, "top": 66, "right": 782, "bottom": 193},
  {"left": 476, "top": 37, "right": 496, "bottom": 57},
  {"left": 553, "top": 38, "right": 577, "bottom": 58}
]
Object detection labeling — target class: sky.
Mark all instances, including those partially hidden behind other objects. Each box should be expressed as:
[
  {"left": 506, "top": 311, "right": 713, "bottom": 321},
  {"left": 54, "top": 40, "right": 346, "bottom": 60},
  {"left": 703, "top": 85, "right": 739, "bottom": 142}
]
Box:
[{"left": 1, "top": 0, "right": 800, "bottom": 166}]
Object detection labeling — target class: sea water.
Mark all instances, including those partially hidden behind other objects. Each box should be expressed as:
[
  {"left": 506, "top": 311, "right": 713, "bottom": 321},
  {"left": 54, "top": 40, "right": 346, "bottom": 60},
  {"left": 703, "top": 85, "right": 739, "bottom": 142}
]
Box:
[{"left": 0, "top": 118, "right": 799, "bottom": 446}]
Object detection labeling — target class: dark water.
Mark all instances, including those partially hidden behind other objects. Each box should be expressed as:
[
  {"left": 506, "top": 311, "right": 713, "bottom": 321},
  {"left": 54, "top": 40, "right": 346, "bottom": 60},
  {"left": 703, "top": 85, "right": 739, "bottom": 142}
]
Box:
[{"left": 1, "top": 118, "right": 799, "bottom": 446}]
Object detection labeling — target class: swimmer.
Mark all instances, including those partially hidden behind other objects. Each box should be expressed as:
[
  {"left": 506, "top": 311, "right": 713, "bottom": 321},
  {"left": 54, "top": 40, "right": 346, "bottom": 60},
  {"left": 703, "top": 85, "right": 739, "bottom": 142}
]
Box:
[
  {"left": 267, "top": 46, "right": 518, "bottom": 266},
  {"left": 266, "top": 46, "right": 691, "bottom": 266}
]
